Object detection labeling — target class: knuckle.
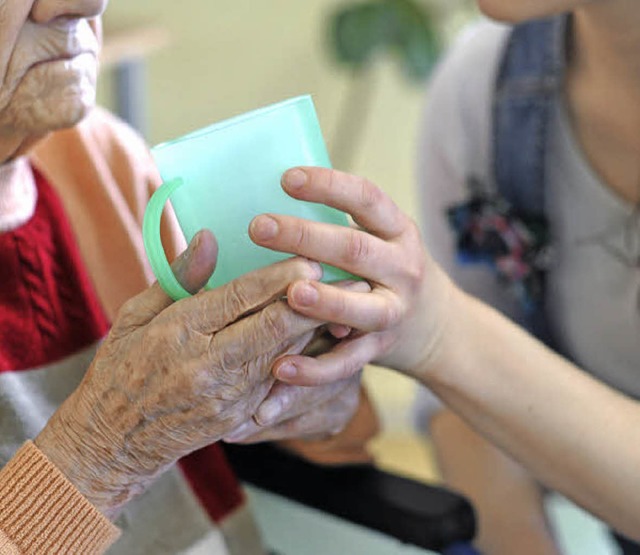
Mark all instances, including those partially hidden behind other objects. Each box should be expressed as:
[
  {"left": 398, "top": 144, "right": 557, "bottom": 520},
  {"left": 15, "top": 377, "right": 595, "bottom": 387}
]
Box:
[
  {"left": 404, "top": 258, "right": 427, "bottom": 292},
  {"left": 374, "top": 299, "right": 402, "bottom": 330},
  {"left": 207, "top": 338, "right": 242, "bottom": 374},
  {"left": 222, "top": 280, "right": 253, "bottom": 320},
  {"left": 343, "top": 231, "right": 370, "bottom": 265},
  {"left": 335, "top": 357, "right": 358, "bottom": 382},
  {"left": 115, "top": 297, "right": 137, "bottom": 322},
  {"left": 143, "top": 321, "right": 183, "bottom": 353},
  {"left": 326, "top": 168, "right": 341, "bottom": 193},
  {"left": 259, "top": 304, "right": 290, "bottom": 342},
  {"left": 402, "top": 227, "right": 428, "bottom": 280},
  {"left": 113, "top": 297, "right": 148, "bottom": 334},
  {"left": 291, "top": 221, "right": 310, "bottom": 252},
  {"left": 357, "top": 176, "right": 382, "bottom": 211},
  {"left": 405, "top": 258, "right": 425, "bottom": 281},
  {"left": 201, "top": 399, "right": 240, "bottom": 430}
]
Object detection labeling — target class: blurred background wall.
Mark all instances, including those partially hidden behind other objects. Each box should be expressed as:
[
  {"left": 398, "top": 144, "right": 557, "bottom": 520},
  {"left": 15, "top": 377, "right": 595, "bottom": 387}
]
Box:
[{"left": 98, "top": 0, "right": 475, "bottom": 482}]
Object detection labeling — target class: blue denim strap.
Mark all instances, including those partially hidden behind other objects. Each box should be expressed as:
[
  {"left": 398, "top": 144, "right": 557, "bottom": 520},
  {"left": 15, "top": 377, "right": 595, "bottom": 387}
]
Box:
[
  {"left": 493, "top": 15, "right": 568, "bottom": 217},
  {"left": 449, "top": 16, "right": 569, "bottom": 341},
  {"left": 487, "top": 16, "right": 568, "bottom": 345}
]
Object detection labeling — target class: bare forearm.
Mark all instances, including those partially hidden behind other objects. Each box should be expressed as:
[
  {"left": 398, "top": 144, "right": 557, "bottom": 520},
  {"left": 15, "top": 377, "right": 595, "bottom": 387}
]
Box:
[
  {"left": 421, "top": 291, "right": 640, "bottom": 539},
  {"left": 431, "top": 410, "right": 561, "bottom": 555}
]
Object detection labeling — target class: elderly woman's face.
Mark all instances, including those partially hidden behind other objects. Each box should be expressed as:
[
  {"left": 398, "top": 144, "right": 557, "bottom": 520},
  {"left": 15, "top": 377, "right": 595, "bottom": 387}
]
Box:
[{"left": 0, "top": 0, "right": 107, "bottom": 135}]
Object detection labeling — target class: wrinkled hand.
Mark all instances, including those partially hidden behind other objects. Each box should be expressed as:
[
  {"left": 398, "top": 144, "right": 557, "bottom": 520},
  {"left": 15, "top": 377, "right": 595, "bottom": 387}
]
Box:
[
  {"left": 223, "top": 340, "right": 362, "bottom": 444},
  {"left": 249, "top": 167, "right": 455, "bottom": 385},
  {"left": 35, "top": 231, "right": 324, "bottom": 518},
  {"left": 222, "top": 281, "right": 370, "bottom": 445}
]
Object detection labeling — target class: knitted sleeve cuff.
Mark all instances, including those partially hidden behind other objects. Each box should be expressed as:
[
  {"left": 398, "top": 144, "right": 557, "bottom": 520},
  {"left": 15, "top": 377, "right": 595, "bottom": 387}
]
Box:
[
  {"left": 0, "top": 441, "right": 120, "bottom": 554},
  {"left": 0, "top": 529, "right": 20, "bottom": 555}
]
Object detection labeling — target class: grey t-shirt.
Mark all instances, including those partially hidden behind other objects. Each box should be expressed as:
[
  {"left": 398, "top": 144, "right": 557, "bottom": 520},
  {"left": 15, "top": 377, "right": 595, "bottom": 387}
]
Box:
[{"left": 415, "top": 20, "right": 640, "bottom": 423}]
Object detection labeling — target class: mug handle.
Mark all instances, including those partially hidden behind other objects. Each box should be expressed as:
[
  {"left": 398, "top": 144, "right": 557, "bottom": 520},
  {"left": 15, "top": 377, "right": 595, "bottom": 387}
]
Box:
[{"left": 142, "top": 177, "right": 192, "bottom": 301}]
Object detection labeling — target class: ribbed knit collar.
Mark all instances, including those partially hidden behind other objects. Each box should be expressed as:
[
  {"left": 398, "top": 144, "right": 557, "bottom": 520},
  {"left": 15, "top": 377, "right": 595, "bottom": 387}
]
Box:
[{"left": 0, "top": 158, "right": 37, "bottom": 233}]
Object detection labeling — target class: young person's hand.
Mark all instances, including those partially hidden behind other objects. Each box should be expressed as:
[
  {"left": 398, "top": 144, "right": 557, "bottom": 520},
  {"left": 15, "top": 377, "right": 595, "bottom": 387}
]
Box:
[{"left": 249, "top": 167, "right": 457, "bottom": 386}]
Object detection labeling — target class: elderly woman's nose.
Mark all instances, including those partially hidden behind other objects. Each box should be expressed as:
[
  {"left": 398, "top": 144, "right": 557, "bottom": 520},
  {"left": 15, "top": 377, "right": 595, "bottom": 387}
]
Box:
[{"left": 30, "top": 0, "right": 107, "bottom": 24}]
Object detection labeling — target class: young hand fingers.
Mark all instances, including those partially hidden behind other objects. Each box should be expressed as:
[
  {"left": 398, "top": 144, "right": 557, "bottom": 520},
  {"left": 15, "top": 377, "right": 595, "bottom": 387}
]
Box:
[
  {"left": 250, "top": 214, "right": 396, "bottom": 284},
  {"left": 287, "top": 280, "right": 401, "bottom": 333},
  {"left": 282, "top": 167, "right": 407, "bottom": 240},
  {"left": 272, "top": 333, "right": 385, "bottom": 386}
]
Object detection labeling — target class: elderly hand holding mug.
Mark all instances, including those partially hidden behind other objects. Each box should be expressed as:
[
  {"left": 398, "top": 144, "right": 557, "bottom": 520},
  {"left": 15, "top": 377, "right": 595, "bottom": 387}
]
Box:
[{"left": 0, "top": 1, "right": 378, "bottom": 553}]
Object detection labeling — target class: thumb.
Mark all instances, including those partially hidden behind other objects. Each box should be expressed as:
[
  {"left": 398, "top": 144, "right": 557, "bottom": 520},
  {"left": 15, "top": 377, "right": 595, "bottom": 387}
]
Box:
[
  {"left": 171, "top": 229, "right": 218, "bottom": 295},
  {"left": 118, "top": 229, "right": 218, "bottom": 327}
]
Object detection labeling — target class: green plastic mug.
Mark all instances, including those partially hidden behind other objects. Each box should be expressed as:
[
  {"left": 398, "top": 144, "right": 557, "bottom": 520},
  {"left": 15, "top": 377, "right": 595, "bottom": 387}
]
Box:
[{"left": 143, "top": 95, "right": 353, "bottom": 301}]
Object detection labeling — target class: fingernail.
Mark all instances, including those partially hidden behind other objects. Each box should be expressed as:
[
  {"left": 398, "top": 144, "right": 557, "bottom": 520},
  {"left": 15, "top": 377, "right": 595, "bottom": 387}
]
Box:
[
  {"left": 283, "top": 169, "right": 307, "bottom": 190},
  {"left": 223, "top": 422, "right": 252, "bottom": 443},
  {"left": 291, "top": 282, "right": 319, "bottom": 307},
  {"left": 276, "top": 362, "right": 297, "bottom": 380},
  {"left": 255, "top": 398, "right": 282, "bottom": 426},
  {"left": 250, "top": 215, "right": 279, "bottom": 241}
]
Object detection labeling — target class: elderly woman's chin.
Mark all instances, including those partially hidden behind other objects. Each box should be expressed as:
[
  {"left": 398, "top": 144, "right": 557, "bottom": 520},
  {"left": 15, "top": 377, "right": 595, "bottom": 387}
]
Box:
[
  {"left": 3, "top": 57, "right": 98, "bottom": 135},
  {"left": 31, "top": 84, "right": 96, "bottom": 132}
]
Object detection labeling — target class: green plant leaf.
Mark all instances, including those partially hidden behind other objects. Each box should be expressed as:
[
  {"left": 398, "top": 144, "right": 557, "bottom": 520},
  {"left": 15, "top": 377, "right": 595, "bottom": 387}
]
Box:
[
  {"left": 328, "top": 0, "right": 440, "bottom": 81},
  {"left": 330, "top": 1, "right": 397, "bottom": 67},
  {"left": 391, "top": 0, "right": 440, "bottom": 80}
]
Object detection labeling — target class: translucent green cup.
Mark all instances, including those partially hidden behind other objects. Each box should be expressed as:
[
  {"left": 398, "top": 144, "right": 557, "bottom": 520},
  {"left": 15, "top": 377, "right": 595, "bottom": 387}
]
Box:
[{"left": 143, "top": 95, "right": 353, "bottom": 301}]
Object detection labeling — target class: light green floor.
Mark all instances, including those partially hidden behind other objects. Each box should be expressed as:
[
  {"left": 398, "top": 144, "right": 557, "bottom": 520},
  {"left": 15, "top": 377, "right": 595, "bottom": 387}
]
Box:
[
  {"left": 549, "top": 495, "right": 618, "bottom": 555},
  {"left": 244, "top": 486, "right": 618, "bottom": 555}
]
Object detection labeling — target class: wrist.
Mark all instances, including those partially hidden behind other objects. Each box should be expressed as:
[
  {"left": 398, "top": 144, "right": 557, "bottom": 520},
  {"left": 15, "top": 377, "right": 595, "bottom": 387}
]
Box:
[
  {"left": 34, "top": 393, "right": 149, "bottom": 520},
  {"left": 406, "top": 272, "right": 470, "bottom": 385},
  {"left": 409, "top": 281, "right": 475, "bottom": 386}
]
